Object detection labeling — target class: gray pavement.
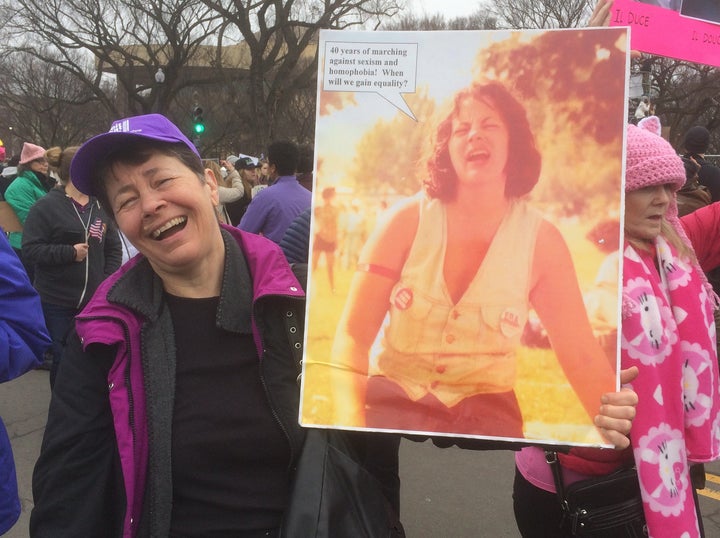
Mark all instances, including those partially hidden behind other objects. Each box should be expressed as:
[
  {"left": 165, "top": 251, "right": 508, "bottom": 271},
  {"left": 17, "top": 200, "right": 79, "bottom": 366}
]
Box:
[
  {"left": 3, "top": 369, "right": 720, "bottom": 537},
  {"left": 1, "top": 370, "right": 49, "bottom": 538}
]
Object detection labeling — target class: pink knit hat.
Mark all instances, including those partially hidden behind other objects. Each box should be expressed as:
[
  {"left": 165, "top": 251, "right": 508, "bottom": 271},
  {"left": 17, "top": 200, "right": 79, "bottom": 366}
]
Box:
[
  {"left": 19, "top": 142, "right": 46, "bottom": 165},
  {"left": 625, "top": 123, "right": 685, "bottom": 193},
  {"left": 623, "top": 122, "right": 716, "bottom": 308}
]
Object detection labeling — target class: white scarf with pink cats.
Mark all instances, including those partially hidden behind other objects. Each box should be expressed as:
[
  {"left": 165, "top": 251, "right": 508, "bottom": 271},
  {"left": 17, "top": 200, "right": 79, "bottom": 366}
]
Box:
[{"left": 622, "top": 236, "right": 720, "bottom": 537}]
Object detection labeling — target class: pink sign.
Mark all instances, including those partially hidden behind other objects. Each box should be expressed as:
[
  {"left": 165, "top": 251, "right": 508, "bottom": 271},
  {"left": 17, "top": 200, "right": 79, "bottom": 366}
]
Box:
[{"left": 610, "top": 0, "right": 720, "bottom": 67}]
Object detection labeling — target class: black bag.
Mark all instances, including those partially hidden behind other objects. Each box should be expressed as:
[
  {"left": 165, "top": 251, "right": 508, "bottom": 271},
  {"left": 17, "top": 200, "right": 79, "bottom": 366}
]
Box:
[
  {"left": 281, "top": 268, "right": 404, "bottom": 538},
  {"left": 280, "top": 428, "right": 405, "bottom": 538},
  {"left": 546, "top": 451, "right": 647, "bottom": 537}
]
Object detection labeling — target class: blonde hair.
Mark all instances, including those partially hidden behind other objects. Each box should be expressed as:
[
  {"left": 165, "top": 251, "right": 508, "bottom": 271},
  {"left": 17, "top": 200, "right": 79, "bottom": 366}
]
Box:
[
  {"left": 46, "top": 146, "right": 80, "bottom": 185},
  {"left": 202, "top": 160, "right": 226, "bottom": 187},
  {"left": 661, "top": 219, "right": 695, "bottom": 261},
  {"left": 202, "top": 160, "right": 227, "bottom": 222},
  {"left": 628, "top": 219, "right": 696, "bottom": 262}
]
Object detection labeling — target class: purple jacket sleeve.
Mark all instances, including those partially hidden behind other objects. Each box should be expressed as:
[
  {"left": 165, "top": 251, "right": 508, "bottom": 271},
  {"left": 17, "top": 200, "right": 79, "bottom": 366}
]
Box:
[
  {"left": 681, "top": 201, "right": 720, "bottom": 273},
  {"left": 238, "top": 191, "right": 270, "bottom": 235},
  {"left": 0, "top": 229, "right": 51, "bottom": 382}
]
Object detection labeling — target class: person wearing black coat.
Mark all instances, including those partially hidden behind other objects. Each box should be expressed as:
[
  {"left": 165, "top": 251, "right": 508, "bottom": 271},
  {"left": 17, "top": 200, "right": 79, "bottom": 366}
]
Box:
[
  {"left": 682, "top": 125, "right": 720, "bottom": 203},
  {"left": 21, "top": 146, "right": 121, "bottom": 386}
]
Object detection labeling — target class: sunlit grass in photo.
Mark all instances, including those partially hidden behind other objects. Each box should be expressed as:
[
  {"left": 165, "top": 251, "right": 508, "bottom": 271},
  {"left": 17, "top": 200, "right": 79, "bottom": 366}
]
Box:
[{"left": 301, "top": 217, "right": 615, "bottom": 446}]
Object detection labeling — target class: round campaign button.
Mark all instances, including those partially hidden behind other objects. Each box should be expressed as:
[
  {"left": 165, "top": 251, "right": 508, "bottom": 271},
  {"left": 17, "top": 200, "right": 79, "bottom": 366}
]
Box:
[
  {"left": 499, "top": 308, "right": 522, "bottom": 337},
  {"left": 393, "top": 287, "right": 413, "bottom": 310}
]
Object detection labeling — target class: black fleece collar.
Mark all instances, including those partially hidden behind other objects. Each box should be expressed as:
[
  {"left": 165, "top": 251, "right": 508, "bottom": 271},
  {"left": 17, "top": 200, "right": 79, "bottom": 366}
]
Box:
[{"left": 107, "top": 229, "right": 253, "bottom": 334}]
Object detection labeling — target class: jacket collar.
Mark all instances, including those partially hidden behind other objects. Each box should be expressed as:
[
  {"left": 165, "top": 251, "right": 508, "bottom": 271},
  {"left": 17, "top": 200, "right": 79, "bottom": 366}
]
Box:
[
  {"left": 79, "top": 224, "right": 303, "bottom": 334},
  {"left": 19, "top": 169, "right": 48, "bottom": 190},
  {"left": 273, "top": 174, "right": 298, "bottom": 184},
  {"left": 106, "top": 228, "right": 254, "bottom": 333}
]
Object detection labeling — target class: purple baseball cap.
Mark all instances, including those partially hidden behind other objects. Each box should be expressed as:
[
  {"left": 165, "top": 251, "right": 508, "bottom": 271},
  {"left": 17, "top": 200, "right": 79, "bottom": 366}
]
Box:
[{"left": 70, "top": 113, "right": 200, "bottom": 196}]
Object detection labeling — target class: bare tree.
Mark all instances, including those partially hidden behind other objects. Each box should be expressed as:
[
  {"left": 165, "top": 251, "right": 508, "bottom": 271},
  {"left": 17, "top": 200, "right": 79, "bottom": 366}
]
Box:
[
  {"left": 639, "top": 55, "right": 720, "bottom": 150},
  {"left": 10, "top": 0, "right": 226, "bottom": 114},
  {"left": 1, "top": 0, "right": 404, "bottom": 154},
  {"left": 2, "top": 0, "right": 225, "bottom": 143},
  {"left": 381, "top": 9, "right": 497, "bottom": 30},
  {"left": 0, "top": 51, "right": 110, "bottom": 150},
  {"left": 484, "top": 0, "right": 594, "bottom": 29},
  {"left": 197, "top": 0, "right": 403, "bottom": 151},
  {"left": 478, "top": 0, "right": 720, "bottom": 151},
  {"left": 3, "top": 0, "right": 715, "bottom": 155}
]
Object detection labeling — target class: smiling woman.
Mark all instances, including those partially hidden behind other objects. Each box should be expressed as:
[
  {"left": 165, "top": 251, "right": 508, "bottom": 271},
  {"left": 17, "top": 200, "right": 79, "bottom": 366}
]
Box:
[
  {"left": 28, "top": 114, "right": 404, "bottom": 537},
  {"left": 100, "top": 145, "right": 223, "bottom": 295}
]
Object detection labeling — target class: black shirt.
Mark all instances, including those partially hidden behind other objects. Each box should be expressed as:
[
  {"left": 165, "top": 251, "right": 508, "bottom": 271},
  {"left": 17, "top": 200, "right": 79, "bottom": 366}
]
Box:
[{"left": 167, "top": 294, "right": 290, "bottom": 537}]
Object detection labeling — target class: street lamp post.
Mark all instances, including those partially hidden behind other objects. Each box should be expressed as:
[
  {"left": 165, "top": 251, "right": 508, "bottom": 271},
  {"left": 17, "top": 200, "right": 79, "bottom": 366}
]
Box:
[
  {"left": 153, "top": 67, "right": 165, "bottom": 113},
  {"left": 8, "top": 127, "right": 16, "bottom": 157}
]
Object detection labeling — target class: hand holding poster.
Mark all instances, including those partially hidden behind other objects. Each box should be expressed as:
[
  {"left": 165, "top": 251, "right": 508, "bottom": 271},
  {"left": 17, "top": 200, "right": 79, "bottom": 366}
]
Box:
[{"left": 302, "top": 27, "right": 630, "bottom": 448}]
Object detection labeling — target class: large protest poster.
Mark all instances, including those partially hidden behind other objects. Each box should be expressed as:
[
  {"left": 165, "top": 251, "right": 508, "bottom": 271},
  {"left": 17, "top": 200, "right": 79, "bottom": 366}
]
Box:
[
  {"left": 300, "top": 27, "right": 629, "bottom": 448},
  {"left": 610, "top": 0, "right": 720, "bottom": 67}
]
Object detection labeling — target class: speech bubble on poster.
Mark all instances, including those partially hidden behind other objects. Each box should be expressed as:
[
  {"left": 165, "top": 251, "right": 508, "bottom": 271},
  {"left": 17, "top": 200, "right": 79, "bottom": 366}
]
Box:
[{"left": 323, "top": 41, "right": 418, "bottom": 121}]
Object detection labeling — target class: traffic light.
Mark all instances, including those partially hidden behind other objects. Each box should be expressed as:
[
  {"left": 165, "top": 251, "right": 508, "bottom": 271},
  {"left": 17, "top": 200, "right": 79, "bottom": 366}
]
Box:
[{"left": 192, "top": 106, "right": 205, "bottom": 134}]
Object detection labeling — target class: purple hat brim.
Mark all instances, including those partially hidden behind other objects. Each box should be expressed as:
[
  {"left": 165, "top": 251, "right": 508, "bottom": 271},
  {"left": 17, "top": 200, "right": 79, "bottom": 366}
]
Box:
[{"left": 70, "top": 121, "right": 200, "bottom": 197}]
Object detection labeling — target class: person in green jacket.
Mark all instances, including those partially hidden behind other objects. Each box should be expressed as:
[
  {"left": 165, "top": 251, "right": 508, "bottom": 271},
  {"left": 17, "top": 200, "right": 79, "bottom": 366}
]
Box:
[{"left": 4, "top": 142, "right": 54, "bottom": 279}]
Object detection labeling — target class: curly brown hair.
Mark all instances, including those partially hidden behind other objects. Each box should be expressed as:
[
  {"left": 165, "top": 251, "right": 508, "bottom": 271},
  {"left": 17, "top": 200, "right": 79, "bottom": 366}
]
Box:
[{"left": 425, "top": 81, "right": 541, "bottom": 202}]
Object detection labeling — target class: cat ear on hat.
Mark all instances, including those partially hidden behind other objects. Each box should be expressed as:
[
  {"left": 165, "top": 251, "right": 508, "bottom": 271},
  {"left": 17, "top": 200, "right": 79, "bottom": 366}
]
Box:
[{"left": 637, "top": 115, "right": 662, "bottom": 137}]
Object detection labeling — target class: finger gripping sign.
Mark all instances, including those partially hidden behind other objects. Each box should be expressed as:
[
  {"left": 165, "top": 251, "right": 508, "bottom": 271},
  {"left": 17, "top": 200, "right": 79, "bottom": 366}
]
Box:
[{"left": 323, "top": 41, "right": 418, "bottom": 121}]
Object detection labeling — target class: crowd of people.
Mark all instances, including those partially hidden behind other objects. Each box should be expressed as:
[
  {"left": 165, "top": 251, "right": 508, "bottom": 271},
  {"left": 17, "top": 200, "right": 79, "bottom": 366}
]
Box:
[{"left": 1, "top": 66, "right": 720, "bottom": 536}]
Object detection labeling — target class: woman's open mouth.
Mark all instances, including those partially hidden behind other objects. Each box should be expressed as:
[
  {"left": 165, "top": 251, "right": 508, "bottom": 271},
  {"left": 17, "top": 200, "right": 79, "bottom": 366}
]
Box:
[
  {"left": 467, "top": 149, "right": 490, "bottom": 163},
  {"left": 151, "top": 216, "right": 187, "bottom": 240}
]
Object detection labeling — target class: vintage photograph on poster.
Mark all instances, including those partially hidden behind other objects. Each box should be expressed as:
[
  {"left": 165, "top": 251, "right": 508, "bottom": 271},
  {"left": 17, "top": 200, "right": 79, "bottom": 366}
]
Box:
[{"left": 301, "top": 27, "right": 629, "bottom": 448}]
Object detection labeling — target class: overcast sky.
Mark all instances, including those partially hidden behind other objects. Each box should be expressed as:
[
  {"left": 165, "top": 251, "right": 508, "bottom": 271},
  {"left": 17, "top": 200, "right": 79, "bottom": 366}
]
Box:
[{"left": 406, "top": 0, "right": 483, "bottom": 19}]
